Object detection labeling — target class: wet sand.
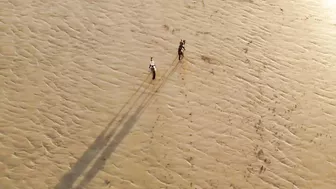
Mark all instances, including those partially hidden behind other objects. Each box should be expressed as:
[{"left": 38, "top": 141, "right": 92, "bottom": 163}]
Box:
[{"left": 1, "top": 0, "right": 336, "bottom": 188}]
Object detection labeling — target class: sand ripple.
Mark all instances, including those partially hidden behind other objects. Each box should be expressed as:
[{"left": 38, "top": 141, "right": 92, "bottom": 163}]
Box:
[{"left": 1, "top": 0, "right": 336, "bottom": 189}]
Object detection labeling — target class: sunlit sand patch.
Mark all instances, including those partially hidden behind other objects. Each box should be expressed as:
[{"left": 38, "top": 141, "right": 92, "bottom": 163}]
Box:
[
  {"left": 322, "top": 0, "right": 336, "bottom": 7},
  {"left": 322, "top": 0, "right": 336, "bottom": 24}
]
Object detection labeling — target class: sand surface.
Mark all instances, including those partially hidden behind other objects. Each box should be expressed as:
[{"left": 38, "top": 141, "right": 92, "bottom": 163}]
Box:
[{"left": 1, "top": 0, "right": 336, "bottom": 189}]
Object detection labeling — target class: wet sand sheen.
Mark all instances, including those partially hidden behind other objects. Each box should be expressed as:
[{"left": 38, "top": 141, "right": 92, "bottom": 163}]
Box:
[{"left": 1, "top": 0, "right": 336, "bottom": 189}]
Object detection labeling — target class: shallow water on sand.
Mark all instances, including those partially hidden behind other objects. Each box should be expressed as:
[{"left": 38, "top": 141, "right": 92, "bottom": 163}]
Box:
[{"left": 1, "top": 0, "right": 336, "bottom": 189}]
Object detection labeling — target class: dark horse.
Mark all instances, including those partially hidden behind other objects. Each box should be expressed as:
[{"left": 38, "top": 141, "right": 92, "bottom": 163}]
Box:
[{"left": 178, "top": 40, "right": 186, "bottom": 60}]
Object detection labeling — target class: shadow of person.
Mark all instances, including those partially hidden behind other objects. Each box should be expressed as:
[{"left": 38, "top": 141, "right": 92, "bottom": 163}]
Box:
[
  {"left": 54, "top": 55, "right": 182, "bottom": 189},
  {"left": 54, "top": 74, "right": 151, "bottom": 189},
  {"left": 74, "top": 102, "right": 149, "bottom": 189}
]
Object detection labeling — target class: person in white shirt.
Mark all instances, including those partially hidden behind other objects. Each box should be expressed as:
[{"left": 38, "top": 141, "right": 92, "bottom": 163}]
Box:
[{"left": 149, "top": 57, "right": 156, "bottom": 80}]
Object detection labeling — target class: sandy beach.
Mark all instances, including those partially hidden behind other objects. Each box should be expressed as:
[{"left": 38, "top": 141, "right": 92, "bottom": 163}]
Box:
[{"left": 1, "top": 0, "right": 336, "bottom": 188}]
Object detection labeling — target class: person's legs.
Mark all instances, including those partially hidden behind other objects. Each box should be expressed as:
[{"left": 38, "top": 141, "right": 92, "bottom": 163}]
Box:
[
  {"left": 151, "top": 68, "right": 156, "bottom": 80},
  {"left": 152, "top": 69, "right": 156, "bottom": 80}
]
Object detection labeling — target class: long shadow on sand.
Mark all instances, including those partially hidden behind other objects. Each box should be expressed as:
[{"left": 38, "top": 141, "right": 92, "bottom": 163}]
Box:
[{"left": 54, "top": 56, "right": 182, "bottom": 189}]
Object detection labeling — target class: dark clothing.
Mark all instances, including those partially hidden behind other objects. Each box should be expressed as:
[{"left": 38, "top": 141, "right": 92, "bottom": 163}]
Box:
[
  {"left": 179, "top": 42, "right": 185, "bottom": 50},
  {"left": 151, "top": 68, "right": 156, "bottom": 80},
  {"left": 149, "top": 65, "right": 156, "bottom": 80},
  {"left": 178, "top": 45, "right": 184, "bottom": 60},
  {"left": 178, "top": 40, "right": 186, "bottom": 60}
]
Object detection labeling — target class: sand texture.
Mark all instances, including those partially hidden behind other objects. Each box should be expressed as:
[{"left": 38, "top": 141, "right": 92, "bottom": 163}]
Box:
[{"left": 1, "top": 0, "right": 336, "bottom": 188}]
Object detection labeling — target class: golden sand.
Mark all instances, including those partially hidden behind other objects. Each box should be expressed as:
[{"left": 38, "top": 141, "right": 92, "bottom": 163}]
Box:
[{"left": 1, "top": 0, "right": 336, "bottom": 188}]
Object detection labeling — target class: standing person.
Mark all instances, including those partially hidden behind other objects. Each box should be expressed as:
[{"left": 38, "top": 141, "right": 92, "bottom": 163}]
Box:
[
  {"left": 178, "top": 40, "right": 186, "bottom": 60},
  {"left": 149, "top": 57, "right": 156, "bottom": 80}
]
